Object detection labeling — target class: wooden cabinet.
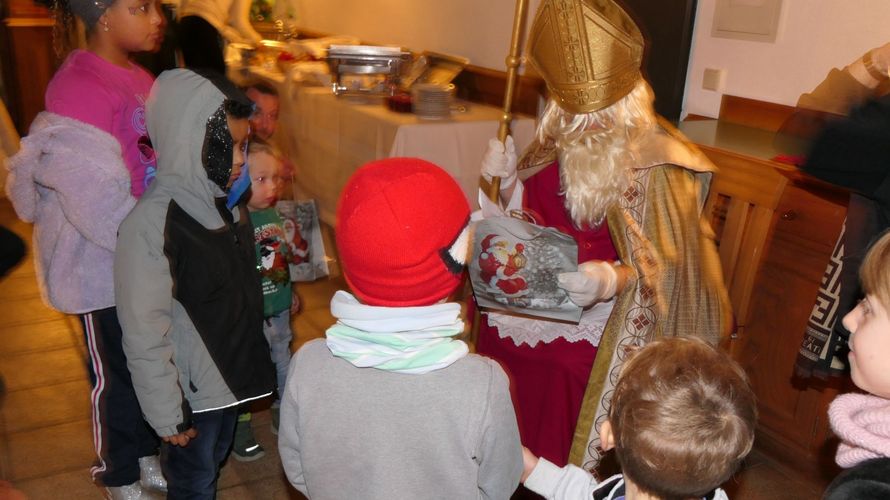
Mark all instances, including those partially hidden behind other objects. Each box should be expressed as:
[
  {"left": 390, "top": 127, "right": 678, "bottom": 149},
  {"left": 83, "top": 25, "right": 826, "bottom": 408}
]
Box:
[
  {"left": 736, "top": 183, "right": 848, "bottom": 480},
  {"left": 682, "top": 119, "right": 850, "bottom": 484},
  {"left": 1, "top": 0, "right": 57, "bottom": 135}
]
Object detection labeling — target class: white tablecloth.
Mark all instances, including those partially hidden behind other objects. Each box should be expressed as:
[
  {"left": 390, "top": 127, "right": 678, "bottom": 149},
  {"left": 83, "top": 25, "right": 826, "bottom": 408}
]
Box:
[
  {"left": 288, "top": 88, "right": 536, "bottom": 224},
  {"left": 234, "top": 66, "right": 537, "bottom": 225}
]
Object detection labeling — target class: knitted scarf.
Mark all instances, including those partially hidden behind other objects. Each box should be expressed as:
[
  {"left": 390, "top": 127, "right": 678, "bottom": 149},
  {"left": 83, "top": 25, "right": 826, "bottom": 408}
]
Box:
[
  {"left": 829, "top": 393, "right": 890, "bottom": 467},
  {"left": 325, "top": 290, "right": 469, "bottom": 374}
]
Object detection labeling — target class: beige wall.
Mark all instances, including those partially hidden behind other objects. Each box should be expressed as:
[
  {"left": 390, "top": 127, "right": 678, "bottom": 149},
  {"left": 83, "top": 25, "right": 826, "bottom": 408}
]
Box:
[
  {"left": 295, "top": 0, "right": 542, "bottom": 72},
  {"left": 295, "top": 0, "right": 890, "bottom": 119},
  {"left": 684, "top": 0, "right": 890, "bottom": 118}
]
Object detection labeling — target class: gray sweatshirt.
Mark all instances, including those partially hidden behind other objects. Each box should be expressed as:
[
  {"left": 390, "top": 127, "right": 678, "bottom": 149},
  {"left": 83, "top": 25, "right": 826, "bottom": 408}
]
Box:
[{"left": 279, "top": 339, "right": 523, "bottom": 499}]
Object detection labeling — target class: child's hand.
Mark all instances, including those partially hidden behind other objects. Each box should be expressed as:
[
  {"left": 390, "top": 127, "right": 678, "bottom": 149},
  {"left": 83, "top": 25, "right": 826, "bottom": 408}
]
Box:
[
  {"left": 291, "top": 291, "right": 301, "bottom": 314},
  {"left": 163, "top": 427, "right": 198, "bottom": 447},
  {"left": 521, "top": 446, "right": 539, "bottom": 483}
]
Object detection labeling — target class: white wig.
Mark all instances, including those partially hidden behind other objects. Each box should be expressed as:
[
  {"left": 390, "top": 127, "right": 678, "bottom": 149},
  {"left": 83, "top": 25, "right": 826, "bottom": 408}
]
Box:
[{"left": 537, "top": 80, "right": 657, "bottom": 228}]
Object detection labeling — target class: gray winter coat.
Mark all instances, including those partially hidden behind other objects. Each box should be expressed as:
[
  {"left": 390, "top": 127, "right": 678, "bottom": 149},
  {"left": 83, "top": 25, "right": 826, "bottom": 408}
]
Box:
[{"left": 115, "top": 69, "right": 274, "bottom": 437}]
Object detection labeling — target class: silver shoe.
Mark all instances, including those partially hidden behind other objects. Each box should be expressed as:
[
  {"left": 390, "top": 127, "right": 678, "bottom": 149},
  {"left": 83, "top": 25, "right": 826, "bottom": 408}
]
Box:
[
  {"left": 138, "top": 455, "right": 167, "bottom": 493},
  {"left": 105, "top": 481, "right": 165, "bottom": 500}
]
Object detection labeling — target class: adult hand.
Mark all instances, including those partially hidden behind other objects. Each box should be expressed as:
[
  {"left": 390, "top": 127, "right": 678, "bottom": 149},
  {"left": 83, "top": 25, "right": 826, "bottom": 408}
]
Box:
[
  {"left": 850, "top": 42, "right": 890, "bottom": 87},
  {"left": 557, "top": 260, "right": 619, "bottom": 308},
  {"left": 871, "top": 42, "right": 890, "bottom": 77},
  {"left": 162, "top": 427, "right": 198, "bottom": 447},
  {"left": 480, "top": 136, "right": 518, "bottom": 189}
]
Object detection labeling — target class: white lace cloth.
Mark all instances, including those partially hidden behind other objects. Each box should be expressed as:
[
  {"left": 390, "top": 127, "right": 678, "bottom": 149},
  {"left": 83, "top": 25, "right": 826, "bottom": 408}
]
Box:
[{"left": 487, "top": 298, "right": 615, "bottom": 347}]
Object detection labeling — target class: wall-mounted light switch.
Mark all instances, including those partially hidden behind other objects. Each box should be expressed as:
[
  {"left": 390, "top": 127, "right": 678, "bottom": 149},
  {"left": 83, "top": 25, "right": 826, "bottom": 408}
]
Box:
[{"left": 702, "top": 68, "right": 726, "bottom": 91}]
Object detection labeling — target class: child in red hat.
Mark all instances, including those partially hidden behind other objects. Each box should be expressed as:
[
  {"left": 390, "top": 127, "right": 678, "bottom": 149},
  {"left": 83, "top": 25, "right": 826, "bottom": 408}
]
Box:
[{"left": 278, "top": 157, "right": 523, "bottom": 499}]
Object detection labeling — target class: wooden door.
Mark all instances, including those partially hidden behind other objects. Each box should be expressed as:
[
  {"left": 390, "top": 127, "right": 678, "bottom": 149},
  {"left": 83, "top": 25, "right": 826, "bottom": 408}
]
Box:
[{"left": 619, "top": 0, "right": 697, "bottom": 121}]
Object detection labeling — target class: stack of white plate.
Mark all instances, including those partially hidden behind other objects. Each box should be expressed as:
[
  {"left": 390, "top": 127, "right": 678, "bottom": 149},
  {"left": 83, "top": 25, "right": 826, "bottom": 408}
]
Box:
[{"left": 411, "top": 83, "right": 453, "bottom": 119}]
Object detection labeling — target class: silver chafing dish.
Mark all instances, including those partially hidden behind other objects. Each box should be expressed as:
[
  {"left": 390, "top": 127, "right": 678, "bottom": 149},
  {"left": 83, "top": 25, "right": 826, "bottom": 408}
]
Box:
[{"left": 326, "top": 45, "right": 412, "bottom": 97}]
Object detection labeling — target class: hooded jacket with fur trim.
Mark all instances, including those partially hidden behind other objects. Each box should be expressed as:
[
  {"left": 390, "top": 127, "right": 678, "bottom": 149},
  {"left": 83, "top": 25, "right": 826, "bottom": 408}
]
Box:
[{"left": 114, "top": 69, "right": 275, "bottom": 437}]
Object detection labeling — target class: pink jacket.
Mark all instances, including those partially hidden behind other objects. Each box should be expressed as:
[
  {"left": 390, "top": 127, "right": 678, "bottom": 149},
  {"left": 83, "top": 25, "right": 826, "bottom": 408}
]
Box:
[{"left": 5, "top": 112, "right": 136, "bottom": 313}]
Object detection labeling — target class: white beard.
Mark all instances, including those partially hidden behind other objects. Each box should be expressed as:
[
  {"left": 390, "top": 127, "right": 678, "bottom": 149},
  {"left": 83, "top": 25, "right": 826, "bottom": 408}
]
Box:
[{"left": 558, "top": 137, "right": 632, "bottom": 228}]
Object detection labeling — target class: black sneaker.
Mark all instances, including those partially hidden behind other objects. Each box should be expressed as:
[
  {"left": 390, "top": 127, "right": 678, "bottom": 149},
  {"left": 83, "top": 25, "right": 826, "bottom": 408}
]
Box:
[{"left": 231, "top": 418, "right": 265, "bottom": 462}]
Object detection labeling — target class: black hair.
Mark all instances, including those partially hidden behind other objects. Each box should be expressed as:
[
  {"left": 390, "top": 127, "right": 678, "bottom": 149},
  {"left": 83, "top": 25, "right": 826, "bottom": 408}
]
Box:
[{"left": 225, "top": 99, "right": 253, "bottom": 119}]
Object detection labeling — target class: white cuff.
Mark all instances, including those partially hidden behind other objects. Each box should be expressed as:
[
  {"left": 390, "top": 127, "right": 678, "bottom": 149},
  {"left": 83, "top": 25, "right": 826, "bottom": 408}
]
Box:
[{"left": 524, "top": 457, "right": 564, "bottom": 498}]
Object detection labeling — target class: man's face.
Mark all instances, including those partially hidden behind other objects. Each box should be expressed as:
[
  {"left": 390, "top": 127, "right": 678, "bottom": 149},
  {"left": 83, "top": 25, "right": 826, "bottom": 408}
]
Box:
[{"left": 246, "top": 88, "right": 279, "bottom": 141}]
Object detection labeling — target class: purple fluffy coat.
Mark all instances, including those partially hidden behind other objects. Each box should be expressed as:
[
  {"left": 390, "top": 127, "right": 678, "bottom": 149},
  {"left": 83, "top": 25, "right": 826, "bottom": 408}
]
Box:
[{"left": 4, "top": 112, "right": 136, "bottom": 313}]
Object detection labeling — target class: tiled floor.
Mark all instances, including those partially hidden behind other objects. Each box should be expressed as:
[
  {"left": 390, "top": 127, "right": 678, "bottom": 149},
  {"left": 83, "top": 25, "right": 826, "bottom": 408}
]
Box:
[{"left": 0, "top": 197, "right": 828, "bottom": 499}]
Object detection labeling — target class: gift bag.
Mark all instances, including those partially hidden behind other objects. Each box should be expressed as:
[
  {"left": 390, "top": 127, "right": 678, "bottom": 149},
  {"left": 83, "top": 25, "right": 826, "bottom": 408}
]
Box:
[
  {"left": 470, "top": 215, "right": 581, "bottom": 322},
  {"left": 276, "top": 199, "right": 330, "bottom": 281}
]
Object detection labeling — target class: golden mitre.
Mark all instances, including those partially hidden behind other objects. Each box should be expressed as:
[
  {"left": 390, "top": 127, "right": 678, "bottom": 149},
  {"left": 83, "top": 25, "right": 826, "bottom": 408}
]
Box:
[{"left": 527, "top": 0, "right": 644, "bottom": 114}]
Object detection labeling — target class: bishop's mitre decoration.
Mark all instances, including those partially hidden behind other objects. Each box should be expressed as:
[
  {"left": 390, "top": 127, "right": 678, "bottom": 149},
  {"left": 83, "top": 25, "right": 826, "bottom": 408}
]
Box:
[{"left": 527, "top": 0, "right": 645, "bottom": 114}]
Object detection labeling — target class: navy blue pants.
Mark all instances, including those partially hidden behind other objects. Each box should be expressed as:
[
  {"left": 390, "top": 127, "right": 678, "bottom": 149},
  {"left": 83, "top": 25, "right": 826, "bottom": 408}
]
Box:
[
  {"left": 80, "top": 307, "right": 159, "bottom": 486},
  {"left": 162, "top": 407, "right": 238, "bottom": 499}
]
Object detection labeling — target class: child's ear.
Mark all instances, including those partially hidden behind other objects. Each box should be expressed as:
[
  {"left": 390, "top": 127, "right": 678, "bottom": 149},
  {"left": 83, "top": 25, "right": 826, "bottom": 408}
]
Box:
[{"left": 599, "top": 419, "right": 616, "bottom": 451}]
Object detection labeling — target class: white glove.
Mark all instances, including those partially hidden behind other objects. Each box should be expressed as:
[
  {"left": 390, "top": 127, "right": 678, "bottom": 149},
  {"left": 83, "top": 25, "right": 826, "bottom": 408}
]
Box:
[
  {"left": 481, "top": 135, "right": 518, "bottom": 190},
  {"left": 557, "top": 261, "right": 619, "bottom": 308}
]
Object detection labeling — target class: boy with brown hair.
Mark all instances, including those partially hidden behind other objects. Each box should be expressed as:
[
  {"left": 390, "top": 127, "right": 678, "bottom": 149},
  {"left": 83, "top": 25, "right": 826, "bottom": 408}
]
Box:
[{"left": 522, "top": 337, "right": 757, "bottom": 500}]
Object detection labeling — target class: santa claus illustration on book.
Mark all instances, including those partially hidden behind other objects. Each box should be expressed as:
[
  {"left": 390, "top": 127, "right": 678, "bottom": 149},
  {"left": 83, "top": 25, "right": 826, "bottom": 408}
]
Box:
[{"left": 477, "top": 234, "right": 529, "bottom": 297}]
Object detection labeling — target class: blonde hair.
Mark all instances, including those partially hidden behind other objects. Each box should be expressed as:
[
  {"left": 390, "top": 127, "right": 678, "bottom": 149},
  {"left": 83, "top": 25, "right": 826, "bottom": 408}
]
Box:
[
  {"left": 537, "top": 80, "right": 656, "bottom": 227},
  {"left": 247, "top": 138, "right": 283, "bottom": 163},
  {"left": 609, "top": 337, "right": 757, "bottom": 500},
  {"left": 860, "top": 231, "right": 890, "bottom": 309}
]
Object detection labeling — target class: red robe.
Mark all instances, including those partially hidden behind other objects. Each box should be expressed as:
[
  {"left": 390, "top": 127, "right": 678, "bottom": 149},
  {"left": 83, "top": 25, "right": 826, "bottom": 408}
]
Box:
[{"left": 476, "top": 162, "right": 618, "bottom": 467}]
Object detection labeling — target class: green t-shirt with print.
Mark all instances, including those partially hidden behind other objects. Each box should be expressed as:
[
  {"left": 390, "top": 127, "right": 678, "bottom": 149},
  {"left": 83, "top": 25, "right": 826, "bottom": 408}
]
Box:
[{"left": 250, "top": 207, "right": 292, "bottom": 317}]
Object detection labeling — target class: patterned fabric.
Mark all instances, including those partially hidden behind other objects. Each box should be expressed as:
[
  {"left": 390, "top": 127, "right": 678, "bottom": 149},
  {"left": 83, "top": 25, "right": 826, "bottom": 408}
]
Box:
[
  {"left": 570, "top": 165, "right": 731, "bottom": 469},
  {"left": 513, "top": 122, "right": 730, "bottom": 469},
  {"left": 796, "top": 222, "right": 849, "bottom": 378}
]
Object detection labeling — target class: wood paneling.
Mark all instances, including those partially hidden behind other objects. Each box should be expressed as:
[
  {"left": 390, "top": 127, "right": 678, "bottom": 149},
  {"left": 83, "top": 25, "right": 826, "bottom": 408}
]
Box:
[
  {"left": 719, "top": 94, "right": 798, "bottom": 132},
  {"left": 2, "top": 20, "right": 55, "bottom": 134},
  {"left": 452, "top": 64, "right": 545, "bottom": 118},
  {"left": 737, "top": 182, "right": 848, "bottom": 480},
  {"left": 2, "top": 0, "right": 56, "bottom": 134},
  {"left": 705, "top": 168, "right": 848, "bottom": 481},
  {"left": 693, "top": 104, "right": 851, "bottom": 482},
  {"left": 5, "top": 0, "right": 49, "bottom": 18}
]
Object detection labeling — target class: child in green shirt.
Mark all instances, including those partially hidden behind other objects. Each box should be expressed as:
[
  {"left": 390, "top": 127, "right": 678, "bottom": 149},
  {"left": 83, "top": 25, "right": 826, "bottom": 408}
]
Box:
[{"left": 233, "top": 139, "right": 300, "bottom": 461}]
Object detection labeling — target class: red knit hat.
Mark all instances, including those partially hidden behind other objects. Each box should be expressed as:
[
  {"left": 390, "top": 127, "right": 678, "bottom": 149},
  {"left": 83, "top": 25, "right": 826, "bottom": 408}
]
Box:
[{"left": 336, "top": 158, "right": 471, "bottom": 307}]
